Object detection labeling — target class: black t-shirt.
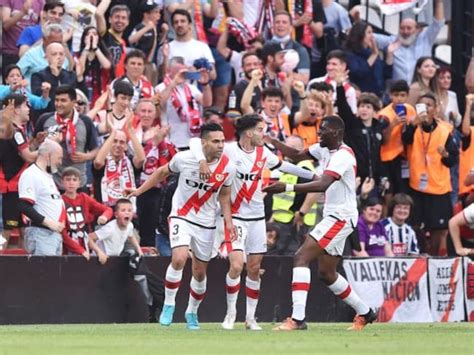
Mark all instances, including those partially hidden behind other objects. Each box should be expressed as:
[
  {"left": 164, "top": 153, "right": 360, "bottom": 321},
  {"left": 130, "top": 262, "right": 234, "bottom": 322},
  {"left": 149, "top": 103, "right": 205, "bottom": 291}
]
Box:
[
  {"left": 0, "top": 125, "right": 28, "bottom": 180},
  {"left": 102, "top": 31, "right": 125, "bottom": 68},
  {"left": 132, "top": 22, "right": 156, "bottom": 58},
  {"left": 230, "top": 79, "right": 262, "bottom": 114}
]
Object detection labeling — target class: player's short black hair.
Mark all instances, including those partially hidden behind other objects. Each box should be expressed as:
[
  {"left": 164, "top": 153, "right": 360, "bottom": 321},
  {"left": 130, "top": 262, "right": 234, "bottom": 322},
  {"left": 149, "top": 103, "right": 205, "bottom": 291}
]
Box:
[
  {"left": 113, "top": 80, "right": 134, "bottom": 98},
  {"left": 389, "top": 80, "right": 410, "bottom": 94},
  {"left": 171, "top": 8, "right": 192, "bottom": 24},
  {"left": 200, "top": 122, "right": 224, "bottom": 139},
  {"left": 114, "top": 198, "right": 133, "bottom": 211},
  {"left": 235, "top": 114, "right": 263, "bottom": 137},
  {"left": 309, "top": 81, "right": 333, "bottom": 93},
  {"left": 321, "top": 115, "right": 345, "bottom": 132},
  {"left": 2, "top": 93, "right": 27, "bottom": 108},
  {"left": 55, "top": 85, "right": 77, "bottom": 101}
]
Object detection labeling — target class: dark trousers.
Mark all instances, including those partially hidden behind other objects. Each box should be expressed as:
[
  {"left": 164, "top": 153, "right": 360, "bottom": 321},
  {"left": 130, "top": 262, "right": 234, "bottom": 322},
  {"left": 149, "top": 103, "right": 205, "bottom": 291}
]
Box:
[{"left": 137, "top": 187, "right": 161, "bottom": 247}]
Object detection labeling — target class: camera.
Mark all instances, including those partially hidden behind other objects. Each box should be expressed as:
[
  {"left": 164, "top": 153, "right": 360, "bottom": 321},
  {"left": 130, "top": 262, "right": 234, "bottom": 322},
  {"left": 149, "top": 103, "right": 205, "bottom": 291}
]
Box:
[{"left": 193, "top": 57, "right": 212, "bottom": 71}]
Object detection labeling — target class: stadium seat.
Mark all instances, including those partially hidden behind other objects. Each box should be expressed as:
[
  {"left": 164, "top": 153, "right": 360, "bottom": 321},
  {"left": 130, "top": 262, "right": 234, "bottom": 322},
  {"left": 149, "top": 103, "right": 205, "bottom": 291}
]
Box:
[
  {"left": 434, "top": 44, "right": 451, "bottom": 64},
  {"left": 435, "top": 24, "right": 449, "bottom": 45}
]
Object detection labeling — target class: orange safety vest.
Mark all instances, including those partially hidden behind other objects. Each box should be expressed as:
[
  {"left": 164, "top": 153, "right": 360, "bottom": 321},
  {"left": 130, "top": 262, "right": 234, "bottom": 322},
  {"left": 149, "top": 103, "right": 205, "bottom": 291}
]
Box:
[
  {"left": 459, "top": 127, "right": 474, "bottom": 196},
  {"left": 379, "top": 103, "right": 416, "bottom": 162},
  {"left": 408, "top": 123, "right": 452, "bottom": 195},
  {"left": 292, "top": 119, "right": 321, "bottom": 149}
]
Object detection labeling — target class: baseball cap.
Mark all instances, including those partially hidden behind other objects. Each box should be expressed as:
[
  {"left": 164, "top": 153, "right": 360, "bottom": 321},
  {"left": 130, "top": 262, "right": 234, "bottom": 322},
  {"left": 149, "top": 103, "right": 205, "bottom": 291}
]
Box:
[
  {"left": 261, "top": 41, "right": 286, "bottom": 59},
  {"left": 142, "top": 0, "right": 159, "bottom": 12}
]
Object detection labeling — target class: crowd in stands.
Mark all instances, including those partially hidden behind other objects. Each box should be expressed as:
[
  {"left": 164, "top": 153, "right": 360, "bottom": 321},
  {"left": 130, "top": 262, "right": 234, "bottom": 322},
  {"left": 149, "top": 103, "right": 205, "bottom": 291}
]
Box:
[{"left": 0, "top": 0, "right": 473, "bottom": 261}]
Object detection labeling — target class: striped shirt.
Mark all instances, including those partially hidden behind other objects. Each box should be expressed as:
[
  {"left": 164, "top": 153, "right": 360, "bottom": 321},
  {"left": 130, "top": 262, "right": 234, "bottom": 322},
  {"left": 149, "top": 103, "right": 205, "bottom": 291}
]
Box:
[{"left": 381, "top": 218, "right": 419, "bottom": 256}]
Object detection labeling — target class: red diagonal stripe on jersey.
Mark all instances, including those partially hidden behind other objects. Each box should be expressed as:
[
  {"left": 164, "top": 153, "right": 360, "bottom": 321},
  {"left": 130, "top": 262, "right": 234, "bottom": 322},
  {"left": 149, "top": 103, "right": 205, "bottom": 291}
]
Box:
[
  {"left": 378, "top": 258, "right": 427, "bottom": 322},
  {"left": 177, "top": 155, "right": 229, "bottom": 216},
  {"left": 441, "top": 258, "right": 460, "bottom": 322},
  {"left": 231, "top": 147, "right": 267, "bottom": 214}
]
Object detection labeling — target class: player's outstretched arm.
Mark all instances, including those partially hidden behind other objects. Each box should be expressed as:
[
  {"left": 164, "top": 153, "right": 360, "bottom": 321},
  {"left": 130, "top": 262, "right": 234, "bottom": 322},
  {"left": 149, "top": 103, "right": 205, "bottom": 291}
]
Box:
[
  {"left": 219, "top": 185, "right": 236, "bottom": 241},
  {"left": 279, "top": 161, "right": 316, "bottom": 180},
  {"left": 263, "top": 173, "right": 336, "bottom": 194},
  {"left": 129, "top": 164, "right": 171, "bottom": 198},
  {"left": 265, "top": 136, "right": 312, "bottom": 163}
]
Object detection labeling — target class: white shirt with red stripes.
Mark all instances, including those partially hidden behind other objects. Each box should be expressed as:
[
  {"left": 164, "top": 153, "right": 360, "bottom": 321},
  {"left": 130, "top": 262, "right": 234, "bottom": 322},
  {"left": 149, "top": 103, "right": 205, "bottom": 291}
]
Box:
[
  {"left": 168, "top": 150, "right": 236, "bottom": 228},
  {"left": 308, "top": 143, "right": 358, "bottom": 219},
  {"left": 18, "top": 164, "right": 66, "bottom": 223},
  {"left": 224, "top": 142, "right": 281, "bottom": 220},
  {"left": 463, "top": 203, "right": 474, "bottom": 228}
]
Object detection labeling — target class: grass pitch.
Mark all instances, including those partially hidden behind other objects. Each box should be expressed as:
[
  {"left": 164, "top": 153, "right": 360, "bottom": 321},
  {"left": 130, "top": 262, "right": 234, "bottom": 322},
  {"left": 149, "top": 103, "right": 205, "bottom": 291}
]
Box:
[{"left": 0, "top": 323, "right": 472, "bottom": 355}]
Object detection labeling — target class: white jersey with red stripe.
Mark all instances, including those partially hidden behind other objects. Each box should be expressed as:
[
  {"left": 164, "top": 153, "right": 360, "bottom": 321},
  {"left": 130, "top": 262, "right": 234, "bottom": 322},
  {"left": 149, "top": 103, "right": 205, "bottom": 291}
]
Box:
[
  {"left": 224, "top": 142, "right": 281, "bottom": 220},
  {"left": 308, "top": 143, "right": 358, "bottom": 219},
  {"left": 18, "top": 164, "right": 66, "bottom": 223},
  {"left": 168, "top": 150, "right": 236, "bottom": 228}
]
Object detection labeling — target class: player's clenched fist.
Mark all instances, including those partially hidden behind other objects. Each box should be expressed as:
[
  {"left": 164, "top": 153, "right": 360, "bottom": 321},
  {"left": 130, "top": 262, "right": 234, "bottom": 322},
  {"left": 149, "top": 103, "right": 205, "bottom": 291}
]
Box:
[{"left": 262, "top": 182, "right": 287, "bottom": 194}]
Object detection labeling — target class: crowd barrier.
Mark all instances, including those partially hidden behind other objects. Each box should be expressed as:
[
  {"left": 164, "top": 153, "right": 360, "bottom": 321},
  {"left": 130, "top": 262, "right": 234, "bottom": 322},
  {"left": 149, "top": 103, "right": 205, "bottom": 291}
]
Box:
[{"left": 0, "top": 256, "right": 472, "bottom": 324}]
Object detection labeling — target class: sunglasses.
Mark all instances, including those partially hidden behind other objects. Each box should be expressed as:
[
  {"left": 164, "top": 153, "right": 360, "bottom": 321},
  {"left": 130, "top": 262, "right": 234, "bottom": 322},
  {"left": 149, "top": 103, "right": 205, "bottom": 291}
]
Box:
[{"left": 77, "top": 101, "right": 87, "bottom": 106}]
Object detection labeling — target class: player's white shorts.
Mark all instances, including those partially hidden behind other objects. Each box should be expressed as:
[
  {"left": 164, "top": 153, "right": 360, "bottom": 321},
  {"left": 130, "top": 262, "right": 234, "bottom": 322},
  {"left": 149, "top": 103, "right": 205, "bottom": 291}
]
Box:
[
  {"left": 214, "top": 217, "right": 267, "bottom": 256},
  {"left": 309, "top": 214, "right": 357, "bottom": 256},
  {"left": 169, "top": 217, "right": 215, "bottom": 262}
]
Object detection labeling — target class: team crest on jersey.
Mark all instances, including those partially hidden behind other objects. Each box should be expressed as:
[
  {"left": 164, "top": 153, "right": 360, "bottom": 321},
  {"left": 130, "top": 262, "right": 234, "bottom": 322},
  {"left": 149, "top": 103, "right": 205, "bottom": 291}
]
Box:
[
  {"left": 215, "top": 174, "right": 224, "bottom": 182},
  {"left": 256, "top": 161, "right": 263, "bottom": 168}
]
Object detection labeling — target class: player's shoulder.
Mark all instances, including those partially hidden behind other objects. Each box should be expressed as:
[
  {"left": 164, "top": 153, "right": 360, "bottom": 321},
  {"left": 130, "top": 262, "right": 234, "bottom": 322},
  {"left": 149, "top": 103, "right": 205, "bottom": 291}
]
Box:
[{"left": 334, "top": 144, "right": 356, "bottom": 159}]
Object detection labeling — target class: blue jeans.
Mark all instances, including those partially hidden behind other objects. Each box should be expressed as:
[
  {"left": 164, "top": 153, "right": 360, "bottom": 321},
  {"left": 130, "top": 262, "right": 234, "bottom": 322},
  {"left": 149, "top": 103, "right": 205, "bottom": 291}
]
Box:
[
  {"left": 25, "top": 226, "right": 62, "bottom": 255},
  {"left": 155, "top": 232, "right": 171, "bottom": 256}
]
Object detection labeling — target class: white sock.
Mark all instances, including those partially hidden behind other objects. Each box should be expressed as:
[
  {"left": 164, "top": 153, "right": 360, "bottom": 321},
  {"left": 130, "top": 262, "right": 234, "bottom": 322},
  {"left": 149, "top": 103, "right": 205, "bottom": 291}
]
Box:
[
  {"left": 291, "top": 267, "right": 311, "bottom": 321},
  {"left": 186, "top": 277, "right": 207, "bottom": 314},
  {"left": 245, "top": 276, "right": 260, "bottom": 321},
  {"left": 328, "top": 273, "right": 370, "bottom": 315},
  {"left": 226, "top": 273, "right": 240, "bottom": 316},
  {"left": 164, "top": 265, "right": 183, "bottom": 306}
]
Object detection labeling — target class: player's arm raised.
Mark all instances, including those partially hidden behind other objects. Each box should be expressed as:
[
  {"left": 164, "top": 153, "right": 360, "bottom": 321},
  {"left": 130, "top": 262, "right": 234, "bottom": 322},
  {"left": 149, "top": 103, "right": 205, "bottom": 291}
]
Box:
[{"left": 219, "top": 185, "right": 236, "bottom": 241}]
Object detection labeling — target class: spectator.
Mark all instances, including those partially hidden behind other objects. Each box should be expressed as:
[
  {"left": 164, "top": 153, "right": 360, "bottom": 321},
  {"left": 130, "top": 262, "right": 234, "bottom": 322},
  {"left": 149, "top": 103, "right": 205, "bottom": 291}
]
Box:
[
  {"left": 31, "top": 42, "right": 82, "bottom": 114},
  {"left": 459, "top": 94, "right": 474, "bottom": 200},
  {"left": 0, "top": 94, "right": 39, "bottom": 247},
  {"left": 161, "top": 9, "right": 216, "bottom": 81},
  {"left": 0, "top": 0, "right": 44, "bottom": 79},
  {"left": 382, "top": 193, "right": 420, "bottom": 256},
  {"left": 333, "top": 69, "right": 387, "bottom": 190},
  {"left": 97, "top": 4, "right": 130, "bottom": 78},
  {"left": 271, "top": 135, "right": 318, "bottom": 255},
  {"left": 75, "top": 26, "right": 112, "bottom": 107},
  {"left": 62, "top": 0, "right": 98, "bottom": 53},
  {"left": 61, "top": 167, "right": 112, "bottom": 258},
  {"left": 164, "top": 0, "right": 213, "bottom": 41},
  {"left": 18, "top": 139, "right": 66, "bottom": 256},
  {"left": 95, "top": 81, "right": 134, "bottom": 134},
  {"left": 407, "top": 56, "right": 438, "bottom": 107},
  {"left": 17, "top": 23, "right": 71, "bottom": 85},
  {"left": 372, "top": 0, "right": 445, "bottom": 83},
  {"left": 345, "top": 22, "right": 395, "bottom": 97},
  {"left": 156, "top": 56, "right": 211, "bottom": 150},
  {"left": 436, "top": 67, "right": 462, "bottom": 127},
  {"left": 34, "top": 85, "right": 99, "bottom": 190},
  {"left": 111, "top": 49, "right": 155, "bottom": 109},
  {"left": 354, "top": 197, "right": 394, "bottom": 257},
  {"left": 402, "top": 93, "right": 458, "bottom": 255},
  {"left": 308, "top": 50, "right": 358, "bottom": 114},
  {"left": 17, "top": 1, "right": 65, "bottom": 57},
  {"left": 133, "top": 99, "right": 161, "bottom": 145},
  {"left": 0, "top": 64, "right": 51, "bottom": 111},
  {"left": 93, "top": 122, "right": 145, "bottom": 210},
  {"left": 379, "top": 80, "right": 416, "bottom": 196}
]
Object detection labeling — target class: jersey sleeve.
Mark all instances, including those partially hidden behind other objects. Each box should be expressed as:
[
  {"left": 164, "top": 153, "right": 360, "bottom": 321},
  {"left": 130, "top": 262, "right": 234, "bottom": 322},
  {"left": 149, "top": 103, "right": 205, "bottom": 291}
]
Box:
[
  {"left": 324, "top": 150, "right": 352, "bottom": 180},
  {"left": 307, "top": 143, "right": 322, "bottom": 161},
  {"left": 223, "top": 163, "right": 236, "bottom": 187},
  {"left": 18, "top": 170, "right": 37, "bottom": 203},
  {"left": 13, "top": 130, "right": 28, "bottom": 151},
  {"left": 168, "top": 152, "right": 184, "bottom": 174},
  {"left": 463, "top": 203, "right": 474, "bottom": 227},
  {"left": 263, "top": 147, "right": 282, "bottom": 170}
]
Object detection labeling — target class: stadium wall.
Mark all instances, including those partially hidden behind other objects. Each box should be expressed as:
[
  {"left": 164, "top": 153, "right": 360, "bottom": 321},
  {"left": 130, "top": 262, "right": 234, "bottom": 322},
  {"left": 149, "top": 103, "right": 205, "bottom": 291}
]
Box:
[{"left": 0, "top": 256, "right": 354, "bottom": 325}]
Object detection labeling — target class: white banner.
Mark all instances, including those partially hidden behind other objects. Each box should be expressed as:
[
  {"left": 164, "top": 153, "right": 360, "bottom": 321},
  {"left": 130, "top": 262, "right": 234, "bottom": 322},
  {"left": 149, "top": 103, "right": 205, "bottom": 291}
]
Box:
[
  {"left": 343, "top": 258, "right": 432, "bottom": 322},
  {"left": 428, "top": 258, "right": 465, "bottom": 322},
  {"left": 373, "top": 0, "right": 429, "bottom": 16},
  {"left": 464, "top": 258, "right": 474, "bottom": 322}
]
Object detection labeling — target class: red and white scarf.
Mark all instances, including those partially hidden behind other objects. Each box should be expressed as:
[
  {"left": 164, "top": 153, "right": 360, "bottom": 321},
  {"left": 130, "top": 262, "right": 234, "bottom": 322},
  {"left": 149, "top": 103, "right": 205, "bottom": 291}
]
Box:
[
  {"left": 101, "top": 154, "right": 136, "bottom": 208},
  {"left": 261, "top": 110, "right": 288, "bottom": 141},
  {"left": 256, "top": 0, "right": 275, "bottom": 39},
  {"left": 194, "top": 0, "right": 208, "bottom": 43},
  {"left": 288, "top": 0, "right": 313, "bottom": 48},
  {"left": 55, "top": 109, "right": 79, "bottom": 155}
]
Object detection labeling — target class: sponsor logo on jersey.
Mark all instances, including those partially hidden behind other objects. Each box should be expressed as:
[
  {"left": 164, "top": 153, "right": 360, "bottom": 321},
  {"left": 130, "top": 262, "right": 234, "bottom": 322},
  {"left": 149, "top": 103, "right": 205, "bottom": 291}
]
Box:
[
  {"left": 236, "top": 172, "right": 260, "bottom": 181},
  {"left": 185, "top": 179, "right": 217, "bottom": 192}
]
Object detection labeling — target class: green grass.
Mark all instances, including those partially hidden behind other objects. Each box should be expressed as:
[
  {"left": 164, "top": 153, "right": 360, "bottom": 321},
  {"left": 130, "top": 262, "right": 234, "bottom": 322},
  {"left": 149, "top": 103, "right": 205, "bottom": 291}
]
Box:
[{"left": 0, "top": 323, "right": 472, "bottom": 355}]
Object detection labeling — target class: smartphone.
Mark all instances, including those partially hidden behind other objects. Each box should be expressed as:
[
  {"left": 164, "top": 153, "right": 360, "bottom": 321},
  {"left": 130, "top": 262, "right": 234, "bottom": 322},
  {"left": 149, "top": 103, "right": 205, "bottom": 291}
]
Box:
[
  {"left": 395, "top": 104, "right": 406, "bottom": 117},
  {"left": 415, "top": 103, "right": 427, "bottom": 115},
  {"left": 185, "top": 71, "right": 201, "bottom": 81}
]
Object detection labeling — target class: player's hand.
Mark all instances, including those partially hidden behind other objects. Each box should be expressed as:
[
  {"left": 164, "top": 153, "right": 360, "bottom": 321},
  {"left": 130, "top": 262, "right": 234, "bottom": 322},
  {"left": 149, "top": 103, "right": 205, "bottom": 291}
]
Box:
[
  {"left": 199, "top": 160, "right": 211, "bottom": 181},
  {"left": 293, "top": 212, "right": 304, "bottom": 232},
  {"left": 97, "top": 215, "right": 108, "bottom": 225},
  {"left": 292, "top": 80, "right": 305, "bottom": 95},
  {"left": 97, "top": 251, "right": 108, "bottom": 265},
  {"left": 262, "top": 182, "right": 286, "bottom": 194},
  {"left": 227, "top": 224, "right": 237, "bottom": 242},
  {"left": 43, "top": 218, "right": 65, "bottom": 233},
  {"left": 82, "top": 250, "right": 90, "bottom": 260},
  {"left": 455, "top": 247, "right": 473, "bottom": 257}
]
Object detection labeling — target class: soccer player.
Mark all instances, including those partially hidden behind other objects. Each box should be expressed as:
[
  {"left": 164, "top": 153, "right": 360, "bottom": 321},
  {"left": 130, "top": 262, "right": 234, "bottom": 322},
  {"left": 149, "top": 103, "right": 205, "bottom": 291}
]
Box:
[
  {"left": 189, "top": 114, "right": 316, "bottom": 330},
  {"left": 264, "top": 115, "right": 376, "bottom": 331},
  {"left": 128, "top": 123, "right": 236, "bottom": 330}
]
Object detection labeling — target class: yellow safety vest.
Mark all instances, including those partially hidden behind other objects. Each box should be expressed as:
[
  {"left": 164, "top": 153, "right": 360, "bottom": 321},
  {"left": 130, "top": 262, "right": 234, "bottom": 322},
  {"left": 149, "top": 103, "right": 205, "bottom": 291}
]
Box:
[{"left": 272, "top": 160, "right": 317, "bottom": 227}]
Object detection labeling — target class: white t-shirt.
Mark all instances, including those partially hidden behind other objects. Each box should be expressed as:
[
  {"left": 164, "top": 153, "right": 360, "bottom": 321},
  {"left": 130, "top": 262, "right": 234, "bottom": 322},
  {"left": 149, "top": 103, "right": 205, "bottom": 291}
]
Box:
[
  {"left": 308, "top": 143, "right": 358, "bottom": 219},
  {"left": 463, "top": 203, "right": 474, "bottom": 229},
  {"left": 229, "top": 51, "right": 244, "bottom": 81},
  {"left": 165, "top": 39, "right": 215, "bottom": 68},
  {"left": 243, "top": 0, "right": 262, "bottom": 27},
  {"left": 168, "top": 150, "right": 236, "bottom": 228},
  {"left": 155, "top": 82, "right": 202, "bottom": 149},
  {"left": 18, "top": 164, "right": 66, "bottom": 223},
  {"left": 95, "top": 219, "right": 134, "bottom": 256},
  {"left": 63, "top": 0, "right": 97, "bottom": 53}
]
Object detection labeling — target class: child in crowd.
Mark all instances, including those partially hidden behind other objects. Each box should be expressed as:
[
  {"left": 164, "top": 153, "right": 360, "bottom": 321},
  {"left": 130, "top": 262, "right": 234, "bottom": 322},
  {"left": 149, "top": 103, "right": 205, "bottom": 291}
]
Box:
[
  {"left": 87, "top": 198, "right": 142, "bottom": 263},
  {"left": 354, "top": 197, "right": 394, "bottom": 257},
  {"left": 61, "top": 167, "right": 113, "bottom": 256},
  {"left": 381, "top": 193, "right": 420, "bottom": 256}
]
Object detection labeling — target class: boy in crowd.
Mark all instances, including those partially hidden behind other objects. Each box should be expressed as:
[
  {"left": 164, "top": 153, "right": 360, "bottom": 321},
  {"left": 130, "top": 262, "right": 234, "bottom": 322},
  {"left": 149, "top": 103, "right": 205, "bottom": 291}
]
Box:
[
  {"left": 381, "top": 193, "right": 420, "bottom": 256},
  {"left": 61, "top": 167, "right": 113, "bottom": 256}
]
